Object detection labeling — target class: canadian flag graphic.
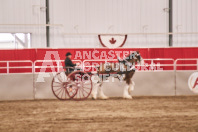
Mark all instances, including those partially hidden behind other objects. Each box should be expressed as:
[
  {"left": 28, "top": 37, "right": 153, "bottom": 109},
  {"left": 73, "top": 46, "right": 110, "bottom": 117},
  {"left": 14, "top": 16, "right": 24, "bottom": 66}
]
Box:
[{"left": 98, "top": 34, "right": 127, "bottom": 48}]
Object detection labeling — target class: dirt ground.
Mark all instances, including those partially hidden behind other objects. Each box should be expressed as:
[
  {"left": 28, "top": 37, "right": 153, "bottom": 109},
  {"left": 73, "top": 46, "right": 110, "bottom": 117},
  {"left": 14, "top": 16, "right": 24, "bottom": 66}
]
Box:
[{"left": 0, "top": 96, "right": 198, "bottom": 132}]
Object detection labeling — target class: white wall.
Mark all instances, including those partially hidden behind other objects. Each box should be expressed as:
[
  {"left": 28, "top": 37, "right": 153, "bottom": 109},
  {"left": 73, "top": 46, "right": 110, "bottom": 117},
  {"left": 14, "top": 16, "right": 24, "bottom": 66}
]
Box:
[
  {"left": 173, "top": 0, "right": 198, "bottom": 47},
  {"left": 50, "top": 0, "right": 169, "bottom": 48},
  {"left": 0, "top": 0, "right": 197, "bottom": 48},
  {"left": 0, "top": 71, "right": 197, "bottom": 100},
  {"left": 0, "top": 0, "right": 46, "bottom": 48}
]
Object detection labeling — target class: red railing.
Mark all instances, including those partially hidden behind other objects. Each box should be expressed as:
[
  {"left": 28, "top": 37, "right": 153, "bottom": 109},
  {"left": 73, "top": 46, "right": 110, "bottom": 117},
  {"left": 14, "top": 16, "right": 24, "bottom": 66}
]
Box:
[
  {"left": 0, "top": 58, "right": 197, "bottom": 74},
  {"left": 0, "top": 60, "right": 33, "bottom": 73}
]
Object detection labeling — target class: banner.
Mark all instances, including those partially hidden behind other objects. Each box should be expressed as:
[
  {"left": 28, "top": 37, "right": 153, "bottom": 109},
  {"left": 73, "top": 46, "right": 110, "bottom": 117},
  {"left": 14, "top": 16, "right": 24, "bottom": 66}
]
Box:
[{"left": 0, "top": 47, "right": 197, "bottom": 73}]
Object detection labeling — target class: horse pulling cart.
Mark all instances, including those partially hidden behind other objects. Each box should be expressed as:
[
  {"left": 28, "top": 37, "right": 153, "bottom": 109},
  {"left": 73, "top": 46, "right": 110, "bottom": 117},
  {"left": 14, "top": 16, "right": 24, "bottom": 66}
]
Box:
[
  {"left": 51, "top": 51, "right": 143, "bottom": 100},
  {"left": 51, "top": 67, "right": 93, "bottom": 101}
]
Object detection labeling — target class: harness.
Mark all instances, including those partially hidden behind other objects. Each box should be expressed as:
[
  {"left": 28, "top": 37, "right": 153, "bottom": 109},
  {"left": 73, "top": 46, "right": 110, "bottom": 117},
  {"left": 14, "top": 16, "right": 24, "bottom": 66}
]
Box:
[{"left": 117, "top": 56, "right": 136, "bottom": 73}]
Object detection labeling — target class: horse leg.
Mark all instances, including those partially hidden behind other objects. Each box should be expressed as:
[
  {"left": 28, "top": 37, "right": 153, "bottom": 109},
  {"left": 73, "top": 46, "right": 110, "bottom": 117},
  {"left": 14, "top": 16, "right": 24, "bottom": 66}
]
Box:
[
  {"left": 98, "top": 82, "right": 109, "bottom": 99},
  {"left": 91, "top": 74, "right": 101, "bottom": 100},
  {"left": 128, "top": 81, "right": 135, "bottom": 93},
  {"left": 123, "top": 82, "right": 132, "bottom": 99},
  {"left": 91, "top": 82, "right": 99, "bottom": 100},
  {"left": 127, "top": 70, "right": 136, "bottom": 97},
  {"left": 123, "top": 72, "right": 134, "bottom": 99}
]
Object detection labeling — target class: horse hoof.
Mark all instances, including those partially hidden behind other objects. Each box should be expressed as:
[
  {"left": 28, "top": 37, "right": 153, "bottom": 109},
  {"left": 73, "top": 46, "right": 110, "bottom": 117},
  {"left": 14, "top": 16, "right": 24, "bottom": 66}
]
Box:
[
  {"left": 99, "top": 96, "right": 109, "bottom": 100},
  {"left": 91, "top": 94, "right": 97, "bottom": 100},
  {"left": 92, "top": 97, "right": 97, "bottom": 100},
  {"left": 123, "top": 95, "right": 132, "bottom": 99}
]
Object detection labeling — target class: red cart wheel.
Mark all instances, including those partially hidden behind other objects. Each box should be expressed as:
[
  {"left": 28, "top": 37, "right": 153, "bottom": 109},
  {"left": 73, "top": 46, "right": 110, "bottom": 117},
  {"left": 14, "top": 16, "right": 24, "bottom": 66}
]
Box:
[
  {"left": 67, "top": 71, "right": 92, "bottom": 101},
  {"left": 51, "top": 71, "right": 76, "bottom": 100}
]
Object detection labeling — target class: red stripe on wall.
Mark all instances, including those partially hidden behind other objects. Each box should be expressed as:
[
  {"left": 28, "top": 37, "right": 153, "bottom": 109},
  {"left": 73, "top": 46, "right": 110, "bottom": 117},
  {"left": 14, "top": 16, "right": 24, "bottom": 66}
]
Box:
[{"left": 0, "top": 47, "right": 197, "bottom": 73}]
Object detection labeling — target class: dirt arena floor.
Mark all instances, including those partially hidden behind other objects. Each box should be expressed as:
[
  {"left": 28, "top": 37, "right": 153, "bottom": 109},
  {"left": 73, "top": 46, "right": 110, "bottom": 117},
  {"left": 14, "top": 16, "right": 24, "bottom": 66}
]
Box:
[{"left": 0, "top": 96, "right": 198, "bottom": 132}]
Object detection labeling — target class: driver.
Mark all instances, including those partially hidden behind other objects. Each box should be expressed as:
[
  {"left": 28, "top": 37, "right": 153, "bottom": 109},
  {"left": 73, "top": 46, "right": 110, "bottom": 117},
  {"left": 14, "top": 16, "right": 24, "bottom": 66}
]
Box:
[{"left": 65, "top": 52, "right": 79, "bottom": 73}]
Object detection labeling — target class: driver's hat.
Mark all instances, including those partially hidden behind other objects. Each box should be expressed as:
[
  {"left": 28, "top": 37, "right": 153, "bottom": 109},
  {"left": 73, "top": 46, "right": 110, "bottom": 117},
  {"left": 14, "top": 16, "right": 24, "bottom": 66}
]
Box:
[{"left": 66, "top": 52, "right": 72, "bottom": 56}]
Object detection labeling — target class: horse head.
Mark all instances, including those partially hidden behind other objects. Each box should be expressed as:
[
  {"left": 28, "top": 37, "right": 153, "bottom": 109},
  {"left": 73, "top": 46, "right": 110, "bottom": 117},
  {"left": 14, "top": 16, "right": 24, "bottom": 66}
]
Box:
[{"left": 126, "top": 51, "right": 144, "bottom": 65}]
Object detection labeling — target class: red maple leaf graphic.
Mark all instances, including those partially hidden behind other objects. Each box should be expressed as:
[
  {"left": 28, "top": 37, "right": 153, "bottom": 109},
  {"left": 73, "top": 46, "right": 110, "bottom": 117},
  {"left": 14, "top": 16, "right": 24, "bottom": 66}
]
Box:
[{"left": 109, "top": 38, "right": 116, "bottom": 44}]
